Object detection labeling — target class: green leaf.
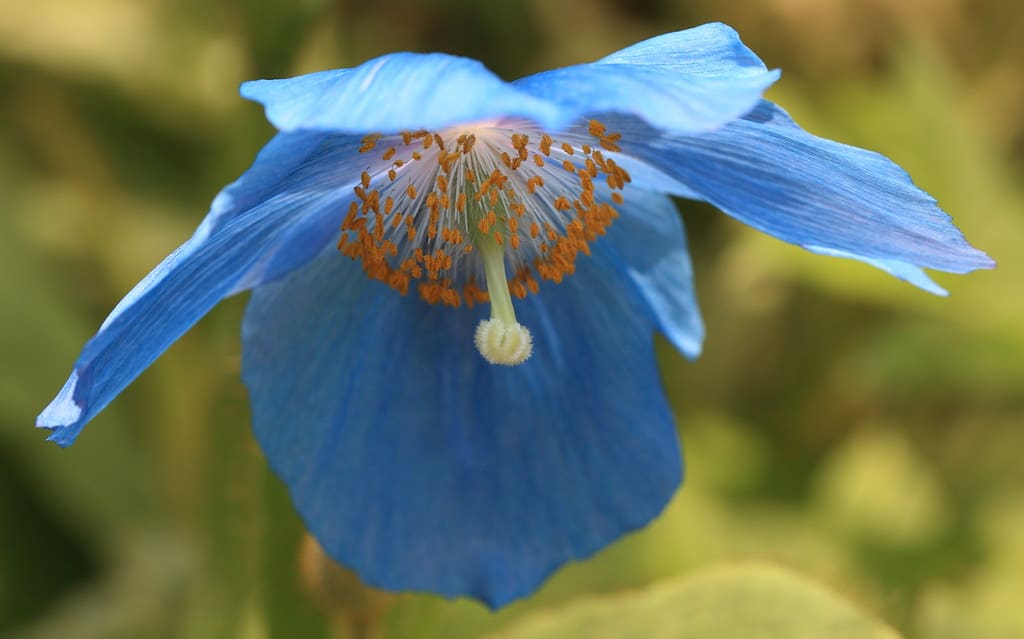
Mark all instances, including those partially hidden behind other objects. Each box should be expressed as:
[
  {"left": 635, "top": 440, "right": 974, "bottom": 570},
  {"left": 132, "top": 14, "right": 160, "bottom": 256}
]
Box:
[{"left": 483, "top": 562, "right": 902, "bottom": 639}]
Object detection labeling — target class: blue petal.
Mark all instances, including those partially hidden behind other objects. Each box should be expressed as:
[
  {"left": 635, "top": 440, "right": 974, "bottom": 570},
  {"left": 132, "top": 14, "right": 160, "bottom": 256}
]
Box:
[
  {"left": 602, "top": 189, "right": 704, "bottom": 358},
  {"left": 514, "top": 23, "right": 779, "bottom": 134},
  {"left": 610, "top": 108, "right": 994, "bottom": 291},
  {"left": 242, "top": 246, "right": 681, "bottom": 608},
  {"left": 37, "top": 132, "right": 365, "bottom": 445},
  {"left": 242, "top": 54, "right": 564, "bottom": 134},
  {"left": 731, "top": 102, "right": 965, "bottom": 296}
]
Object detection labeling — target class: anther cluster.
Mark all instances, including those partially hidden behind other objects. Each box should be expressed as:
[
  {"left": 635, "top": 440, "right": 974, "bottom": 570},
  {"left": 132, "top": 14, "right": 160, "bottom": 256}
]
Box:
[{"left": 337, "top": 120, "right": 631, "bottom": 308}]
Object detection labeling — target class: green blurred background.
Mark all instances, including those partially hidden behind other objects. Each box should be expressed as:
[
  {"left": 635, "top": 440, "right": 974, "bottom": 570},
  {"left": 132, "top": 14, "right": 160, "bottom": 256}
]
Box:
[{"left": 1, "top": 1, "right": 1021, "bottom": 637}]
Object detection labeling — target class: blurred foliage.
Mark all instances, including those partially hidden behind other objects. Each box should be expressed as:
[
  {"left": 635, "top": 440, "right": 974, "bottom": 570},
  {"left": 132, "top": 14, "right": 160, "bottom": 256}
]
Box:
[
  {"left": 1, "top": 0, "right": 1022, "bottom": 638},
  {"left": 483, "top": 563, "right": 901, "bottom": 639}
]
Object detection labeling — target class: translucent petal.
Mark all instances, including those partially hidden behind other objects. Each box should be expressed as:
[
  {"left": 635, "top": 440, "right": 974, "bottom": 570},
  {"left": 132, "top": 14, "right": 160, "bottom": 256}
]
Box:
[
  {"left": 602, "top": 189, "right": 704, "bottom": 358},
  {"left": 804, "top": 245, "right": 949, "bottom": 296},
  {"left": 515, "top": 23, "right": 779, "bottom": 134},
  {"left": 611, "top": 112, "right": 994, "bottom": 291},
  {"left": 242, "top": 54, "right": 564, "bottom": 134},
  {"left": 243, "top": 24, "right": 776, "bottom": 137},
  {"left": 37, "top": 132, "right": 363, "bottom": 444}
]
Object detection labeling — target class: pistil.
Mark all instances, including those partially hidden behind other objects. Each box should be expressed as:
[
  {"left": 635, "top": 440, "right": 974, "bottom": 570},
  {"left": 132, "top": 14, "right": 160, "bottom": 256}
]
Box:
[
  {"left": 473, "top": 227, "right": 533, "bottom": 366},
  {"left": 340, "top": 119, "right": 630, "bottom": 365}
]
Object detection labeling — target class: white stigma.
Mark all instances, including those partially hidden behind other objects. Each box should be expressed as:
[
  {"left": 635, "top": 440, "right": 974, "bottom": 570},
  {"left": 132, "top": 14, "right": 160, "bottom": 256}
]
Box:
[
  {"left": 472, "top": 218, "right": 533, "bottom": 366},
  {"left": 474, "top": 318, "right": 533, "bottom": 366}
]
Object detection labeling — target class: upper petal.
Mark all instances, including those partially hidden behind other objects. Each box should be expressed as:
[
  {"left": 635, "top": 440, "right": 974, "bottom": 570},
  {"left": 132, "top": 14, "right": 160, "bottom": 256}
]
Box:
[
  {"left": 598, "top": 22, "right": 767, "bottom": 70},
  {"left": 612, "top": 106, "right": 994, "bottom": 291},
  {"left": 37, "top": 131, "right": 363, "bottom": 445},
  {"left": 242, "top": 23, "right": 776, "bottom": 137},
  {"left": 514, "top": 22, "right": 779, "bottom": 134},
  {"left": 241, "top": 53, "right": 564, "bottom": 134},
  {"left": 241, "top": 243, "right": 682, "bottom": 608}
]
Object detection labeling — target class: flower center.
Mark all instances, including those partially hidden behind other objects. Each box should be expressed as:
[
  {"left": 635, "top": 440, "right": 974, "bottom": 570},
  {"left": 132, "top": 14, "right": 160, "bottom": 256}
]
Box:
[{"left": 338, "top": 119, "right": 630, "bottom": 365}]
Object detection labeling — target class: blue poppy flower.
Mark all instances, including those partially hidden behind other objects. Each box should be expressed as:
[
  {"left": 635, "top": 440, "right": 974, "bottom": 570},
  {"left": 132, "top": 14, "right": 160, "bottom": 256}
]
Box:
[{"left": 37, "top": 23, "right": 992, "bottom": 608}]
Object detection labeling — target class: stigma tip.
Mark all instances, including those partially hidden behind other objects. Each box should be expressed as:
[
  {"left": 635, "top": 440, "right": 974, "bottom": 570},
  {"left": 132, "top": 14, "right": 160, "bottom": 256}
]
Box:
[{"left": 474, "top": 318, "right": 532, "bottom": 366}]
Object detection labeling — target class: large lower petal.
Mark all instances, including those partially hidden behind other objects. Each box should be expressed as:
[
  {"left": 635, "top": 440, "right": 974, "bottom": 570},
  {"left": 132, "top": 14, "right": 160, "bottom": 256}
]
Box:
[
  {"left": 610, "top": 108, "right": 994, "bottom": 291},
  {"left": 241, "top": 242, "right": 682, "bottom": 607},
  {"left": 515, "top": 23, "right": 778, "bottom": 135},
  {"left": 37, "top": 132, "right": 366, "bottom": 445}
]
